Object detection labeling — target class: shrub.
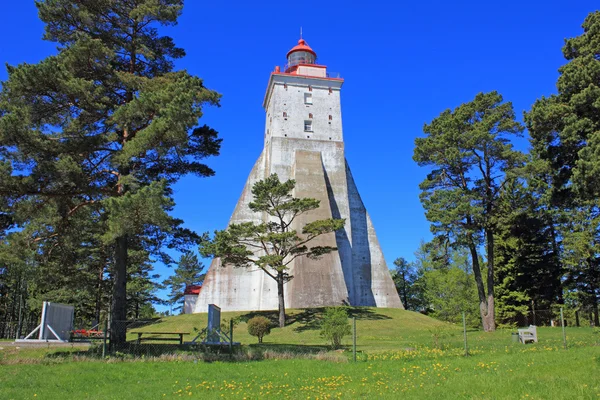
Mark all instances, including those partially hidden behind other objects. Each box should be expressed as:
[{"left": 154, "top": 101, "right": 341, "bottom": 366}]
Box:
[
  {"left": 320, "top": 307, "right": 351, "bottom": 349},
  {"left": 247, "top": 316, "right": 271, "bottom": 343},
  {"left": 220, "top": 317, "right": 241, "bottom": 334},
  {"left": 427, "top": 325, "right": 455, "bottom": 349}
]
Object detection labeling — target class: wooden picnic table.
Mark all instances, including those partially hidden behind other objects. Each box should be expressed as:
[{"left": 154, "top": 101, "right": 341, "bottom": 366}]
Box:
[{"left": 130, "top": 331, "right": 189, "bottom": 345}]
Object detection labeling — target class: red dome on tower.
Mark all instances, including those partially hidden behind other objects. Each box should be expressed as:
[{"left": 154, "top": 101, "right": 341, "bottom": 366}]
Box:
[
  {"left": 286, "top": 39, "right": 317, "bottom": 58},
  {"left": 285, "top": 38, "right": 317, "bottom": 73}
]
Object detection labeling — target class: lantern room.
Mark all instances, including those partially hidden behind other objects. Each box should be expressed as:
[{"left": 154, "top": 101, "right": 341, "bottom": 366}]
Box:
[
  {"left": 286, "top": 39, "right": 316, "bottom": 69},
  {"left": 283, "top": 39, "right": 327, "bottom": 77}
]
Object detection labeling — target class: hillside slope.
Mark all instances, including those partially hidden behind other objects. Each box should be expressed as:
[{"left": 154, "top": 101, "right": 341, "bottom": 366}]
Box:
[{"left": 132, "top": 307, "right": 453, "bottom": 351}]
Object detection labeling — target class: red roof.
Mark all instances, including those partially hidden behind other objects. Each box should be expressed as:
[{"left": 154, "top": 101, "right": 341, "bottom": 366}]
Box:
[
  {"left": 286, "top": 39, "right": 316, "bottom": 58},
  {"left": 184, "top": 285, "right": 202, "bottom": 295}
]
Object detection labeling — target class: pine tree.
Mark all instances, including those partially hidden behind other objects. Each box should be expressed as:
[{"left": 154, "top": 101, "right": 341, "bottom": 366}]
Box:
[
  {"left": 163, "top": 252, "right": 205, "bottom": 313},
  {"left": 414, "top": 91, "right": 524, "bottom": 331},
  {"left": 391, "top": 257, "right": 424, "bottom": 311},
  {"left": 494, "top": 178, "right": 562, "bottom": 325},
  {"left": 0, "top": 1, "right": 221, "bottom": 344},
  {"left": 200, "top": 174, "right": 345, "bottom": 328},
  {"left": 525, "top": 11, "right": 600, "bottom": 324}
]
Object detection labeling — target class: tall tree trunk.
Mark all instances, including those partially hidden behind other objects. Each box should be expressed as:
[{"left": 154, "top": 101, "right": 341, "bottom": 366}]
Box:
[
  {"left": 110, "top": 234, "right": 128, "bottom": 346},
  {"left": 548, "top": 215, "right": 564, "bottom": 303},
  {"left": 277, "top": 274, "right": 285, "bottom": 328},
  {"left": 592, "top": 289, "right": 599, "bottom": 327},
  {"left": 402, "top": 272, "right": 408, "bottom": 309},
  {"left": 108, "top": 39, "right": 136, "bottom": 345},
  {"left": 94, "top": 265, "right": 104, "bottom": 324},
  {"left": 467, "top": 230, "right": 495, "bottom": 331},
  {"left": 484, "top": 229, "right": 496, "bottom": 331}
]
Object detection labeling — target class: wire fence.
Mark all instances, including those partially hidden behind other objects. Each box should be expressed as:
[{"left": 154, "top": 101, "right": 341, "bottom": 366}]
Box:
[
  {"left": 108, "top": 319, "right": 203, "bottom": 356},
  {"left": 501, "top": 307, "right": 598, "bottom": 328},
  {"left": 2, "top": 305, "right": 598, "bottom": 360},
  {"left": 0, "top": 322, "right": 40, "bottom": 340}
]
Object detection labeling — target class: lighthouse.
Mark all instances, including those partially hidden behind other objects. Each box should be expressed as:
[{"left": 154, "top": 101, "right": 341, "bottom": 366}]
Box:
[{"left": 194, "top": 39, "right": 403, "bottom": 312}]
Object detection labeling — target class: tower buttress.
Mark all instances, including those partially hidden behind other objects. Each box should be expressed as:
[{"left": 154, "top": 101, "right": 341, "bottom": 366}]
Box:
[{"left": 194, "top": 38, "right": 403, "bottom": 313}]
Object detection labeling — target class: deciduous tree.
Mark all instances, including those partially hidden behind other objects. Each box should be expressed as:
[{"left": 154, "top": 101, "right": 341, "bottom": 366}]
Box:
[{"left": 414, "top": 240, "right": 480, "bottom": 326}]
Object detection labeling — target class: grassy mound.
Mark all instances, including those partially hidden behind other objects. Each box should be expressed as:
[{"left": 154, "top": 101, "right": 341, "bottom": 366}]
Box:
[{"left": 131, "top": 307, "right": 452, "bottom": 351}]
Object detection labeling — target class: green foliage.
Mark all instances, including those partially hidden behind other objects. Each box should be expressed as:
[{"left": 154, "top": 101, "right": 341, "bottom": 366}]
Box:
[
  {"left": 319, "top": 307, "right": 351, "bottom": 349},
  {"left": 527, "top": 11, "right": 600, "bottom": 202},
  {"left": 525, "top": 11, "right": 600, "bottom": 325},
  {"left": 247, "top": 316, "right": 271, "bottom": 344},
  {"left": 493, "top": 178, "right": 562, "bottom": 327},
  {"left": 200, "top": 174, "right": 345, "bottom": 327},
  {"left": 162, "top": 252, "right": 205, "bottom": 312},
  {"left": 560, "top": 206, "right": 600, "bottom": 324},
  {"left": 414, "top": 91, "right": 525, "bottom": 331},
  {"left": 427, "top": 325, "right": 456, "bottom": 350},
  {"left": 0, "top": 1, "right": 221, "bottom": 334},
  {"left": 414, "top": 241, "right": 480, "bottom": 327},
  {"left": 220, "top": 316, "right": 241, "bottom": 334},
  {"left": 391, "top": 257, "right": 425, "bottom": 311}
]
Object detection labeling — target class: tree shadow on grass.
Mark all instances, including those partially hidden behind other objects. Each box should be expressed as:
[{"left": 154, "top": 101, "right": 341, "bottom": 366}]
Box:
[
  {"left": 238, "top": 307, "right": 391, "bottom": 333},
  {"left": 43, "top": 343, "right": 217, "bottom": 359},
  {"left": 246, "top": 343, "right": 331, "bottom": 354},
  {"left": 43, "top": 349, "right": 95, "bottom": 359}
]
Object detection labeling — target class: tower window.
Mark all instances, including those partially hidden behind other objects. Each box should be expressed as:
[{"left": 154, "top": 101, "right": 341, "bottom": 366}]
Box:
[
  {"left": 304, "top": 120, "right": 313, "bottom": 132},
  {"left": 304, "top": 93, "right": 313, "bottom": 104}
]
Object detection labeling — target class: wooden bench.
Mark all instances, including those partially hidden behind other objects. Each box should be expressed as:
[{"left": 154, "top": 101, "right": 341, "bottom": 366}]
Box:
[
  {"left": 518, "top": 325, "right": 538, "bottom": 344},
  {"left": 130, "top": 331, "right": 189, "bottom": 345}
]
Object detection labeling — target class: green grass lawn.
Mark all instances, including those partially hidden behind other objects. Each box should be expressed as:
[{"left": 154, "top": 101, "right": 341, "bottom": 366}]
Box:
[
  {"left": 131, "top": 307, "right": 452, "bottom": 350},
  {"left": 120, "top": 307, "right": 599, "bottom": 353},
  {"left": 1, "top": 308, "right": 599, "bottom": 399},
  {"left": 1, "top": 346, "right": 598, "bottom": 399}
]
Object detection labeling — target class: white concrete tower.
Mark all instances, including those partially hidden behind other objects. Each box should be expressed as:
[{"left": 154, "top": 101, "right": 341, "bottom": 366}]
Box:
[{"left": 194, "top": 39, "right": 403, "bottom": 313}]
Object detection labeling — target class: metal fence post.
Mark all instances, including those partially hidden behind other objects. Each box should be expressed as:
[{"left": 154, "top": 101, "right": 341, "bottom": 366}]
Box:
[
  {"left": 229, "top": 319, "right": 233, "bottom": 354},
  {"left": 107, "top": 311, "right": 112, "bottom": 353},
  {"left": 16, "top": 294, "right": 23, "bottom": 340},
  {"left": 352, "top": 317, "right": 357, "bottom": 362},
  {"left": 102, "top": 319, "right": 108, "bottom": 357},
  {"left": 560, "top": 307, "right": 567, "bottom": 350},
  {"left": 462, "top": 311, "right": 469, "bottom": 357}
]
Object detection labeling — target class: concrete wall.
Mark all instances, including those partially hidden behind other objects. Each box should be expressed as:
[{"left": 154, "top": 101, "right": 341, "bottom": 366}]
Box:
[
  {"left": 183, "top": 294, "right": 197, "bottom": 314},
  {"left": 287, "top": 150, "right": 349, "bottom": 307},
  {"left": 194, "top": 72, "right": 402, "bottom": 313},
  {"left": 195, "top": 150, "right": 280, "bottom": 312}
]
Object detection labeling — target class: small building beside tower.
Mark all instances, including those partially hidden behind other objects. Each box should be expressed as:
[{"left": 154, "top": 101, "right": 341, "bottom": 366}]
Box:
[{"left": 183, "top": 285, "right": 202, "bottom": 314}]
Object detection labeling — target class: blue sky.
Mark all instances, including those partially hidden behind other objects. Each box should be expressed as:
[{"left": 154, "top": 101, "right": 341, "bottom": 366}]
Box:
[{"left": 1, "top": 1, "right": 598, "bottom": 308}]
